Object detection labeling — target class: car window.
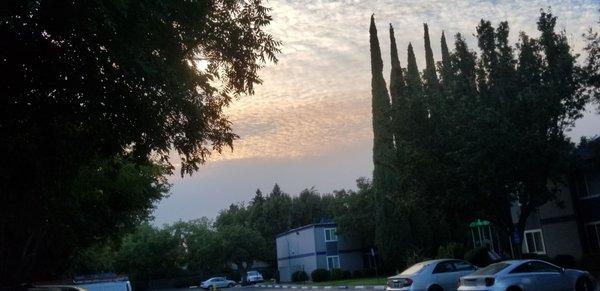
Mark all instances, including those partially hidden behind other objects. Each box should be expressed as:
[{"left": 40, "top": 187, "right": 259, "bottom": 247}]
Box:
[
  {"left": 453, "top": 260, "right": 477, "bottom": 271},
  {"left": 510, "top": 262, "right": 532, "bottom": 273},
  {"left": 433, "top": 261, "right": 455, "bottom": 273},
  {"left": 529, "top": 261, "right": 561, "bottom": 273},
  {"left": 401, "top": 262, "right": 427, "bottom": 275},
  {"left": 248, "top": 271, "right": 258, "bottom": 276},
  {"left": 472, "top": 262, "right": 511, "bottom": 275}
]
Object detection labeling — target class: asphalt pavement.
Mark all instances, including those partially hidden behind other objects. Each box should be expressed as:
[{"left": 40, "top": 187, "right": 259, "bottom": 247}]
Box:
[{"left": 152, "top": 286, "right": 339, "bottom": 291}]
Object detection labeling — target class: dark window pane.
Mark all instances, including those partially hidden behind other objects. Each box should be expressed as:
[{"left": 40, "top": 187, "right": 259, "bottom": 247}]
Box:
[
  {"left": 533, "top": 232, "right": 544, "bottom": 253},
  {"left": 586, "top": 170, "right": 600, "bottom": 197},
  {"left": 433, "top": 261, "right": 455, "bottom": 273},
  {"left": 526, "top": 232, "right": 535, "bottom": 253},
  {"left": 473, "top": 263, "right": 510, "bottom": 275},
  {"left": 529, "top": 261, "right": 560, "bottom": 273},
  {"left": 511, "top": 262, "right": 532, "bottom": 273},
  {"left": 453, "top": 261, "right": 477, "bottom": 271}
]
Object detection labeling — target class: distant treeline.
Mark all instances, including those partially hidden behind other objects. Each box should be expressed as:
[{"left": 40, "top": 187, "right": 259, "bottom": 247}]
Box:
[{"left": 69, "top": 180, "right": 377, "bottom": 289}]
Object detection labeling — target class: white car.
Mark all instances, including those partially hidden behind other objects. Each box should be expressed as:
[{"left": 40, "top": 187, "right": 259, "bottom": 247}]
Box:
[
  {"left": 200, "top": 277, "right": 237, "bottom": 289},
  {"left": 246, "top": 271, "right": 264, "bottom": 284},
  {"left": 386, "top": 259, "right": 477, "bottom": 291},
  {"left": 457, "top": 259, "right": 595, "bottom": 291}
]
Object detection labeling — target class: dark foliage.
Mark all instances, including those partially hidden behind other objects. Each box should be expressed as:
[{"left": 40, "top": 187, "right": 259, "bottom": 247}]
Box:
[
  {"left": 0, "top": 0, "right": 279, "bottom": 285},
  {"left": 464, "top": 248, "right": 495, "bottom": 267},
  {"left": 310, "top": 269, "right": 330, "bottom": 282},
  {"left": 369, "top": 10, "right": 589, "bottom": 266},
  {"left": 329, "top": 268, "right": 345, "bottom": 281},
  {"left": 291, "top": 270, "right": 308, "bottom": 283}
]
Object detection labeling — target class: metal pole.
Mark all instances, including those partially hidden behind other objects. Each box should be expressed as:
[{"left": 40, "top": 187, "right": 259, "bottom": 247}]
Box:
[
  {"left": 489, "top": 225, "right": 494, "bottom": 251},
  {"left": 509, "top": 234, "right": 515, "bottom": 259}
]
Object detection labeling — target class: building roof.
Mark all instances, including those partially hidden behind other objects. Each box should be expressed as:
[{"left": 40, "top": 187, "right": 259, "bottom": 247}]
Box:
[{"left": 275, "top": 221, "right": 337, "bottom": 238}]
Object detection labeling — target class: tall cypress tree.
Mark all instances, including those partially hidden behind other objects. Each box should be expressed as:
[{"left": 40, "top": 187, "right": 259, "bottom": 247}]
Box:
[
  {"left": 440, "top": 31, "right": 454, "bottom": 96},
  {"left": 405, "top": 42, "right": 427, "bottom": 140},
  {"left": 369, "top": 15, "right": 398, "bottom": 266},
  {"left": 422, "top": 23, "right": 440, "bottom": 101},
  {"left": 389, "top": 24, "right": 407, "bottom": 148}
]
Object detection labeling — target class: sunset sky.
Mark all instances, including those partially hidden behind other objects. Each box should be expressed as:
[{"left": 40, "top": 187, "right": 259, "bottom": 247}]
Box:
[{"left": 152, "top": 0, "right": 600, "bottom": 225}]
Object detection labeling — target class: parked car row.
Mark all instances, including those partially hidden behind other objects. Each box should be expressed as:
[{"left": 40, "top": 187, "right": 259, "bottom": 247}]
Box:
[
  {"left": 386, "top": 259, "right": 595, "bottom": 291},
  {"left": 200, "top": 271, "right": 264, "bottom": 289}
]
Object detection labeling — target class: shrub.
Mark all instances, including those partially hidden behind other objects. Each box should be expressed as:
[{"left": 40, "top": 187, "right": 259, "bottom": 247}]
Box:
[
  {"left": 464, "top": 247, "right": 493, "bottom": 267},
  {"left": 554, "top": 255, "right": 576, "bottom": 268},
  {"left": 581, "top": 253, "right": 600, "bottom": 271},
  {"left": 362, "top": 268, "right": 376, "bottom": 277},
  {"left": 352, "top": 270, "right": 362, "bottom": 278},
  {"left": 342, "top": 270, "right": 352, "bottom": 279},
  {"left": 310, "top": 269, "right": 330, "bottom": 282},
  {"left": 330, "top": 268, "right": 344, "bottom": 281},
  {"left": 173, "top": 277, "right": 198, "bottom": 288},
  {"left": 291, "top": 270, "right": 308, "bottom": 282},
  {"left": 436, "top": 242, "right": 467, "bottom": 259}
]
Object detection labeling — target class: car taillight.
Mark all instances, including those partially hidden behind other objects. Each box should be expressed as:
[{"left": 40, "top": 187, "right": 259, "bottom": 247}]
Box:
[{"left": 485, "top": 277, "right": 495, "bottom": 286}]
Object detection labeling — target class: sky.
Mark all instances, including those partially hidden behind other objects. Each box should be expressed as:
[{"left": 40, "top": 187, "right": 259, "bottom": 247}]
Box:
[{"left": 151, "top": 0, "right": 600, "bottom": 226}]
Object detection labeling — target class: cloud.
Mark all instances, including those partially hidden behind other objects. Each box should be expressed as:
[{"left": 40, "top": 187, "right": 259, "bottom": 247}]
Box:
[
  {"left": 214, "top": 0, "right": 599, "bottom": 162},
  {"left": 155, "top": 0, "right": 600, "bottom": 224}
]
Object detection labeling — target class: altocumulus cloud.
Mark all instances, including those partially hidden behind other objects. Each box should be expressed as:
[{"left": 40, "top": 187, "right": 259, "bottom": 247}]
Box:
[
  {"left": 215, "top": 0, "right": 599, "bottom": 161},
  {"left": 154, "top": 1, "right": 600, "bottom": 224}
]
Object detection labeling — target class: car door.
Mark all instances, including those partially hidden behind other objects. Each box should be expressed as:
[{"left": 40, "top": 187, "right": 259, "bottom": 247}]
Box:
[
  {"left": 213, "top": 277, "right": 224, "bottom": 288},
  {"left": 527, "top": 261, "right": 571, "bottom": 291},
  {"left": 432, "top": 261, "right": 459, "bottom": 290}
]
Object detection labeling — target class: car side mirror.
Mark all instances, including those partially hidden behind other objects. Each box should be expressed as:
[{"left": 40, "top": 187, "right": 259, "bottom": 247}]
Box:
[{"left": 559, "top": 268, "right": 565, "bottom": 273}]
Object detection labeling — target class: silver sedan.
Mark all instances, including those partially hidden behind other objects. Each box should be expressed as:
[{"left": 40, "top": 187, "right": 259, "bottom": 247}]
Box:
[
  {"left": 386, "top": 259, "right": 478, "bottom": 291},
  {"left": 200, "top": 277, "right": 237, "bottom": 289},
  {"left": 457, "top": 259, "right": 595, "bottom": 291}
]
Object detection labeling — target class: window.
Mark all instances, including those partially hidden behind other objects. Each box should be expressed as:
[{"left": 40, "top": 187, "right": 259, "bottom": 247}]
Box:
[
  {"left": 433, "top": 261, "right": 455, "bottom": 273},
  {"left": 577, "top": 170, "right": 600, "bottom": 199},
  {"left": 324, "top": 228, "right": 337, "bottom": 242},
  {"left": 524, "top": 229, "right": 546, "bottom": 254},
  {"left": 327, "top": 255, "right": 340, "bottom": 269},
  {"left": 511, "top": 261, "right": 561, "bottom": 273},
  {"left": 472, "top": 263, "right": 510, "bottom": 275},
  {"left": 453, "top": 260, "right": 477, "bottom": 271},
  {"left": 400, "top": 262, "right": 427, "bottom": 275},
  {"left": 586, "top": 222, "right": 600, "bottom": 251}
]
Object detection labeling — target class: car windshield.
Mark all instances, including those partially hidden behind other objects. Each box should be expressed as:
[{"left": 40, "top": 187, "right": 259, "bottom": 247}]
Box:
[
  {"left": 401, "top": 262, "right": 427, "bottom": 275},
  {"left": 248, "top": 271, "right": 259, "bottom": 276},
  {"left": 471, "top": 263, "right": 511, "bottom": 275}
]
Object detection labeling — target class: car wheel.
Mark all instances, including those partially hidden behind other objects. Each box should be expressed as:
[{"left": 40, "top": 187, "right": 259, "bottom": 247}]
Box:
[
  {"left": 428, "top": 285, "right": 443, "bottom": 291},
  {"left": 506, "top": 287, "right": 522, "bottom": 291},
  {"left": 576, "top": 277, "right": 593, "bottom": 291},
  {"left": 228, "top": 283, "right": 234, "bottom": 288}
]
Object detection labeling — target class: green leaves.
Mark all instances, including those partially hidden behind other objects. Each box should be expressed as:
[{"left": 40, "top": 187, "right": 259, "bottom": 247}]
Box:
[
  {"left": 370, "top": 10, "right": 588, "bottom": 264},
  {"left": 0, "top": 0, "right": 279, "bottom": 285}
]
